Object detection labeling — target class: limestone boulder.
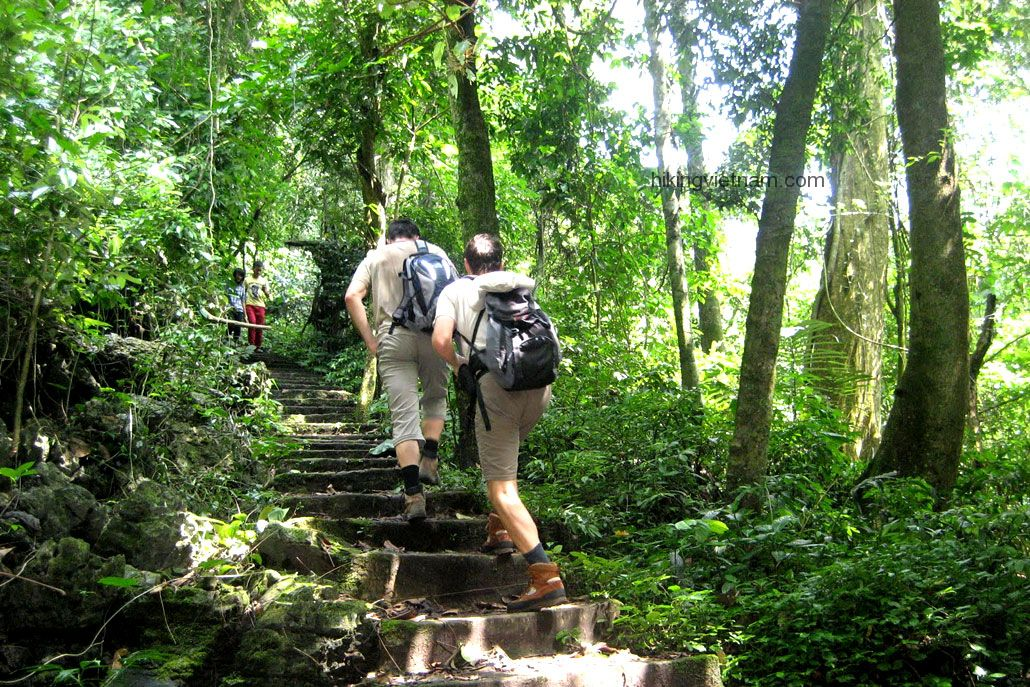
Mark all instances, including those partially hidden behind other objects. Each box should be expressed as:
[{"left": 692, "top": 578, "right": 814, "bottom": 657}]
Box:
[{"left": 96, "top": 480, "right": 190, "bottom": 571}]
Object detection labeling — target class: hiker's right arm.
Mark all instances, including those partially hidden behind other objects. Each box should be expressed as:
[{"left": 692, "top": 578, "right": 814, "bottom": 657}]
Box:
[
  {"left": 345, "top": 281, "right": 377, "bottom": 356},
  {"left": 432, "top": 317, "right": 460, "bottom": 370}
]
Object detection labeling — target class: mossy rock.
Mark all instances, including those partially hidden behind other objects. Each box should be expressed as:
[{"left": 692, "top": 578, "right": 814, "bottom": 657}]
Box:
[
  {"left": 256, "top": 519, "right": 357, "bottom": 576},
  {"left": 378, "top": 618, "right": 420, "bottom": 644},
  {"left": 670, "top": 654, "right": 724, "bottom": 687},
  {"left": 150, "top": 625, "right": 221, "bottom": 683},
  {"left": 256, "top": 580, "right": 367, "bottom": 637},
  {"left": 0, "top": 537, "right": 128, "bottom": 634},
  {"left": 229, "top": 577, "right": 375, "bottom": 685},
  {"left": 17, "top": 470, "right": 107, "bottom": 543},
  {"left": 96, "top": 480, "right": 190, "bottom": 570}
]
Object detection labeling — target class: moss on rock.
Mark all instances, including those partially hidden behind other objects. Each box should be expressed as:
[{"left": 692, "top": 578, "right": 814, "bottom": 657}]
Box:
[{"left": 95, "top": 479, "right": 190, "bottom": 570}]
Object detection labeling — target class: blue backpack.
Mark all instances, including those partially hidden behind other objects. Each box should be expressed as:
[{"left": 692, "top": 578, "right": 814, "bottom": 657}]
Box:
[{"left": 391, "top": 240, "right": 457, "bottom": 333}]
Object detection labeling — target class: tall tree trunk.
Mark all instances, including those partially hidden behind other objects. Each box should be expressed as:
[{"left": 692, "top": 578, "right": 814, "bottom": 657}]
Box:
[
  {"left": 447, "top": 0, "right": 499, "bottom": 239},
  {"left": 643, "top": 0, "right": 701, "bottom": 390},
  {"left": 863, "top": 0, "right": 969, "bottom": 495},
  {"left": 809, "top": 0, "right": 890, "bottom": 461},
  {"left": 668, "top": 5, "right": 724, "bottom": 353},
  {"left": 355, "top": 13, "right": 387, "bottom": 245},
  {"left": 355, "top": 13, "right": 387, "bottom": 416},
  {"left": 445, "top": 0, "right": 499, "bottom": 468},
  {"left": 727, "top": 0, "right": 833, "bottom": 493}
]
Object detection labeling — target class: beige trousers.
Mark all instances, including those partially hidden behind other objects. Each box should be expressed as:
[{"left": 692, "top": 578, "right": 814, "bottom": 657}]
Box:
[
  {"left": 377, "top": 327, "right": 449, "bottom": 445},
  {"left": 475, "top": 373, "right": 551, "bottom": 481}
]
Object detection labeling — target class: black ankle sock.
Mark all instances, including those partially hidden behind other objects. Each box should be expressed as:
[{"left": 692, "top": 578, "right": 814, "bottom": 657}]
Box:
[
  {"left": 524, "top": 543, "right": 550, "bottom": 565},
  {"left": 401, "top": 465, "right": 422, "bottom": 494},
  {"left": 423, "top": 439, "right": 439, "bottom": 459}
]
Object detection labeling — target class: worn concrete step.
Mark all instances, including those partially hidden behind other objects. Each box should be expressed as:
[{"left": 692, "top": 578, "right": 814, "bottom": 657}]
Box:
[
  {"left": 377, "top": 602, "right": 618, "bottom": 673},
  {"left": 326, "top": 517, "right": 564, "bottom": 554},
  {"left": 292, "top": 434, "right": 381, "bottom": 447},
  {"left": 352, "top": 551, "right": 526, "bottom": 605},
  {"left": 284, "top": 413, "right": 370, "bottom": 424},
  {"left": 286, "top": 422, "right": 380, "bottom": 434},
  {"left": 284, "top": 491, "right": 485, "bottom": 519},
  {"left": 271, "top": 380, "right": 335, "bottom": 388},
  {"left": 282, "top": 434, "right": 381, "bottom": 445},
  {"left": 272, "top": 381, "right": 345, "bottom": 390},
  {"left": 279, "top": 402, "right": 357, "bottom": 414},
  {"left": 274, "top": 467, "right": 399, "bottom": 493},
  {"left": 322, "top": 516, "right": 487, "bottom": 552},
  {"left": 273, "top": 389, "right": 354, "bottom": 401},
  {"left": 370, "top": 653, "right": 723, "bottom": 687},
  {"left": 249, "top": 359, "right": 306, "bottom": 370},
  {"left": 284, "top": 456, "right": 395, "bottom": 472},
  {"left": 270, "top": 375, "right": 327, "bottom": 384},
  {"left": 290, "top": 448, "right": 379, "bottom": 460}
]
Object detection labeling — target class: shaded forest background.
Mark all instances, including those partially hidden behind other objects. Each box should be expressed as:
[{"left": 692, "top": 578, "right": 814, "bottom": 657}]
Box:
[{"left": 1, "top": 0, "right": 1028, "bottom": 684}]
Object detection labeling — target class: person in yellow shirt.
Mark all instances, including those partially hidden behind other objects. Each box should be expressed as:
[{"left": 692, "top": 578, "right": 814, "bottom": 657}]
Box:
[{"left": 244, "top": 260, "right": 271, "bottom": 349}]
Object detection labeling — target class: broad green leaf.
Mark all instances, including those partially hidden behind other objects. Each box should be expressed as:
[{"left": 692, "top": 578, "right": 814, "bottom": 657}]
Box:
[{"left": 97, "top": 576, "right": 140, "bottom": 587}]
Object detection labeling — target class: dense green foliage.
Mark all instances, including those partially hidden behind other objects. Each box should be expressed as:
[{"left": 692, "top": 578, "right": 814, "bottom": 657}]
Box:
[{"left": 514, "top": 379, "right": 1029, "bottom": 684}]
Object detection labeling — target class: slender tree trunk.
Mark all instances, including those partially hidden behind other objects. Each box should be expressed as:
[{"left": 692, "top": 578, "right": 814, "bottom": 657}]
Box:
[
  {"left": 445, "top": 0, "right": 499, "bottom": 468},
  {"left": 11, "top": 231, "right": 55, "bottom": 458},
  {"left": 668, "top": 5, "right": 724, "bottom": 353},
  {"left": 888, "top": 203, "right": 909, "bottom": 377},
  {"left": 863, "top": 0, "right": 969, "bottom": 495},
  {"left": 355, "top": 13, "right": 387, "bottom": 244},
  {"left": 809, "top": 0, "right": 890, "bottom": 461},
  {"left": 447, "top": 0, "right": 499, "bottom": 239},
  {"left": 644, "top": 0, "right": 700, "bottom": 390},
  {"left": 727, "top": 0, "right": 833, "bottom": 493},
  {"left": 967, "top": 293, "right": 996, "bottom": 447}
]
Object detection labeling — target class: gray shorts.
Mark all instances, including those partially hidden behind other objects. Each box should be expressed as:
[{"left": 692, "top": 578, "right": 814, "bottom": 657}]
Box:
[
  {"left": 377, "top": 327, "right": 449, "bottom": 445},
  {"left": 475, "top": 373, "right": 551, "bottom": 482}
]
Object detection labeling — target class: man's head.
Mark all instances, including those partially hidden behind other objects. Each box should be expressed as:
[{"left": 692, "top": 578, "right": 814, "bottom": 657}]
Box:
[
  {"left": 464, "top": 233, "right": 503, "bottom": 275},
  {"left": 233, "top": 268, "right": 245, "bottom": 282},
  {"left": 386, "top": 218, "right": 420, "bottom": 243},
  {"left": 252, "top": 260, "right": 264, "bottom": 276}
]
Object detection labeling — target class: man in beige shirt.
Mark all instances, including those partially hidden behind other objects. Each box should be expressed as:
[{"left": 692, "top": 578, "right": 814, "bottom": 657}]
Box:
[
  {"left": 432, "top": 233, "right": 566, "bottom": 612},
  {"left": 345, "top": 218, "right": 456, "bottom": 520}
]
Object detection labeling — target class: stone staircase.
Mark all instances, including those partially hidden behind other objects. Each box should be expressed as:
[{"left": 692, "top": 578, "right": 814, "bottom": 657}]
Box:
[{"left": 254, "top": 354, "right": 723, "bottom": 687}]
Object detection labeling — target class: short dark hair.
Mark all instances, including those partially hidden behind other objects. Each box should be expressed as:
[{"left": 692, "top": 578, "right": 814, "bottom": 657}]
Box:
[
  {"left": 387, "top": 218, "right": 420, "bottom": 242},
  {"left": 233, "top": 268, "right": 245, "bottom": 278},
  {"left": 464, "top": 233, "right": 503, "bottom": 275}
]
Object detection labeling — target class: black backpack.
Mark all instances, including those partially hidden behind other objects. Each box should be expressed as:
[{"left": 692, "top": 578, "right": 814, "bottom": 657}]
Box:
[
  {"left": 459, "top": 286, "right": 560, "bottom": 429},
  {"left": 390, "top": 240, "right": 457, "bottom": 333}
]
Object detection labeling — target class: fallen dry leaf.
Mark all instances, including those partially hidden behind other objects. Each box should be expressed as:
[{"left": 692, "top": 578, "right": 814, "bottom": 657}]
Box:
[{"left": 111, "top": 647, "right": 129, "bottom": 669}]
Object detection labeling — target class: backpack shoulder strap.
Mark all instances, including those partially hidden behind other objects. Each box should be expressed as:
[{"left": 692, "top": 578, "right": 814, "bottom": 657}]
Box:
[
  {"left": 415, "top": 239, "right": 429, "bottom": 254},
  {"left": 456, "top": 307, "right": 486, "bottom": 353}
]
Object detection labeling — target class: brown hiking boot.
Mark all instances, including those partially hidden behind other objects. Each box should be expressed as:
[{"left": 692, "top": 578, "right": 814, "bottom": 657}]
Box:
[
  {"left": 481, "top": 513, "right": 516, "bottom": 555},
  {"left": 403, "top": 491, "right": 427, "bottom": 522},
  {"left": 418, "top": 455, "right": 439, "bottom": 485},
  {"left": 505, "top": 562, "right": 567, "bottom": 612}
]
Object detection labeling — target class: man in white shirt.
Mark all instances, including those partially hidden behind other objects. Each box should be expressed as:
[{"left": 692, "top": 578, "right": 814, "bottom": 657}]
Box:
[
  {"left": 432, "top": 233, "right": 567, "bottom": 612},
  {"left": 345, "top": 218, "right": 456, "bottom": 520}
]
